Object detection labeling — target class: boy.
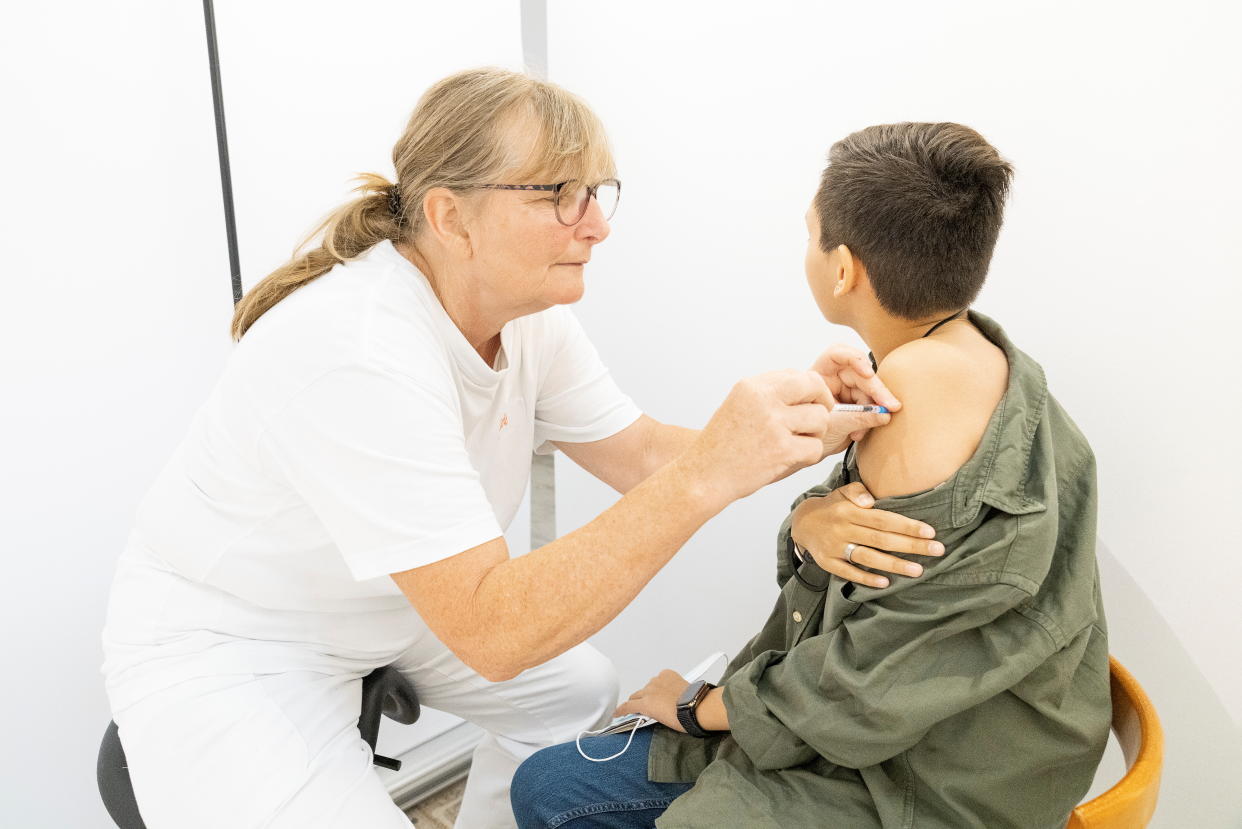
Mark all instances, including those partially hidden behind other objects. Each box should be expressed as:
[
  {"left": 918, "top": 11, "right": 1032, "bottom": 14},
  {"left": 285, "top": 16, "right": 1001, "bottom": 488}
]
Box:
[{"left": 510, "top": 123, "right": 1111, "bottom": 828}]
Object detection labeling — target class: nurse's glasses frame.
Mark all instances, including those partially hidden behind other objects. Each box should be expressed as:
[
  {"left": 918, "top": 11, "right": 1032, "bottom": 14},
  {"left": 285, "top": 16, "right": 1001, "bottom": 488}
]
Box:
[{"left": 476, "top": 179, "right": 621, "bottom": 226}]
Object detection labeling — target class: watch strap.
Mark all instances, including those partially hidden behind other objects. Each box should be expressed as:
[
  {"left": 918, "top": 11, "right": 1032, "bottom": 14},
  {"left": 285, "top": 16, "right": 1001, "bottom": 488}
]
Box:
[{"left": 676, "top": 680, "right": 716, "bottom": 738}]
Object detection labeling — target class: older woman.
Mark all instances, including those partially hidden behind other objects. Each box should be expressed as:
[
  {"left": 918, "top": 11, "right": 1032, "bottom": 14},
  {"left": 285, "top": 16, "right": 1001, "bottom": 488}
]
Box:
[{"left": 101, "top": 68, "right": 932, "bottom": 829}]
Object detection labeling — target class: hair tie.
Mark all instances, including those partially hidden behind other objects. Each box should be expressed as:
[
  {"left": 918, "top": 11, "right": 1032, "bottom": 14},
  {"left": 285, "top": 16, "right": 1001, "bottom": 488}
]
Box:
[{"left": 387, "top": 185, "right": 402, "bottom": 221}]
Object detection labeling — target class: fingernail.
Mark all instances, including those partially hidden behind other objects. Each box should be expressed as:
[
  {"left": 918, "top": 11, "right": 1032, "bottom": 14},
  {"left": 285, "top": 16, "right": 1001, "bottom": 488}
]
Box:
[
  {"left": 920, "top": 526, "right": 936, "bottom": 538},
  {"left": 905, "top": 564, "right": 923, "bottom": 576},
  {"left": 859, "top": 496, "right": 874, "bottom": 506},
  {"left": 930, "top": 541, "right": 945, "bottom": 555},
  {"left": 875, "top": 577, "right": 890, "bottom": 588}
]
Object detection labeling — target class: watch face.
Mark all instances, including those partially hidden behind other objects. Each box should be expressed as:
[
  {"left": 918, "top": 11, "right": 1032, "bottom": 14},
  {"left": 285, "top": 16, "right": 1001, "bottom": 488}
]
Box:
[{"left": 677, "top": 680, "right": 706, "bottom": 709}]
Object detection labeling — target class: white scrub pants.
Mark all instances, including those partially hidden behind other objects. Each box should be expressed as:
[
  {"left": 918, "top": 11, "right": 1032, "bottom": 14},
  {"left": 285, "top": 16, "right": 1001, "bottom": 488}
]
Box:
[{"left": 113, "top": 639, "right": 618, "bottom": 829}]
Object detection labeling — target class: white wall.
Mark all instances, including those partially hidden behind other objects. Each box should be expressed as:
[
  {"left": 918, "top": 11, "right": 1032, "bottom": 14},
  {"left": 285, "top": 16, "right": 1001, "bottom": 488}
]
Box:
[
  {"left": 3, "top": 1, "right": 1239, "bottom": 826},
  {"left": 547, "top": 1, "right": 1242, "bottom": 825}
]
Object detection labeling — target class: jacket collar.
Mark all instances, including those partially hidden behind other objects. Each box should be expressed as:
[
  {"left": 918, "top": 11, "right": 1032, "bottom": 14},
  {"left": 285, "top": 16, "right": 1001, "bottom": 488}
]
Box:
[{"left": 948, "top": 311, "right": 1049, "bottom": 527}]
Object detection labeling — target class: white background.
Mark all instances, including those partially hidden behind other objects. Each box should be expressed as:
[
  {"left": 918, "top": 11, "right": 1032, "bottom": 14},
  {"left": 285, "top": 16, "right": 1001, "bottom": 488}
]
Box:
[{"left": 2, "top": 1, "right": 1239, "bottom": 826}]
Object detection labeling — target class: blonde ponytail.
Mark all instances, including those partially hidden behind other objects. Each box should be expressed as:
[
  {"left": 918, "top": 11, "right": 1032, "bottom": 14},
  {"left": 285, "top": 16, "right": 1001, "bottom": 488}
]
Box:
[{"left": 230, "top": 174, "right": 397, "bottom": 338}]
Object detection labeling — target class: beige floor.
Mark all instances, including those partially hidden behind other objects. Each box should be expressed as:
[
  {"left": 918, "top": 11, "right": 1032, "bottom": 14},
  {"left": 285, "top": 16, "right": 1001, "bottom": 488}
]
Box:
[{"left": 403, "top": 778, "right": 465, "bottom": 828}]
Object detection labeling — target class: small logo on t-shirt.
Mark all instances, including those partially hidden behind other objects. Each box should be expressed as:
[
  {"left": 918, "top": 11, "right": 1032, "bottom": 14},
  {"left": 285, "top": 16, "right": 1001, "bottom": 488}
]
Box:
[{"left": 499, "top": 414, "right": 509, "bottom": 431}]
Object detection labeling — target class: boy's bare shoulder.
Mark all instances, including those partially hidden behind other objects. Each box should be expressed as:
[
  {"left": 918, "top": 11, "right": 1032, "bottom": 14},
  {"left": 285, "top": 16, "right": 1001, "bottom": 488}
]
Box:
[
  {"left": 856, "top": 334, "right": 1008, "bottom": 498},
  {"left": 880, "top": 336, "right": 979, "bottom": 384},
  {"left": 878, "top": 335, "right": 1006, "bottom": 401}
]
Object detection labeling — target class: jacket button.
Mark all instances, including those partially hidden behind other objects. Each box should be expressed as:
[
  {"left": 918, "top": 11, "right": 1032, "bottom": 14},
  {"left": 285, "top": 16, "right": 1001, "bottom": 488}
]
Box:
[{"left": 792, "top": 611, "right": 803, "bottom": 623}]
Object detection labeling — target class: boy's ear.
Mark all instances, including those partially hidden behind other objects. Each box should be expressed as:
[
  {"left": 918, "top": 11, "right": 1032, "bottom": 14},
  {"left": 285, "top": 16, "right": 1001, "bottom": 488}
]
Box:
[{"left": 834, "top": 244, "right": 863, "bottom": 297}]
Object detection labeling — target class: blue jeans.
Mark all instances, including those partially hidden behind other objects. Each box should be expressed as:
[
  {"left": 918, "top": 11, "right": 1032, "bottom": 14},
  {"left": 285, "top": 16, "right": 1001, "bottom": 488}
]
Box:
[{"left": 510, "top": 728, "right": 693, "bottom": 828}]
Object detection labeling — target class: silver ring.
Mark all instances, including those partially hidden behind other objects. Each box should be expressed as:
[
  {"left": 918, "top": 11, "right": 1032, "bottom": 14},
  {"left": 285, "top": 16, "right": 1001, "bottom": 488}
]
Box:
[{"left": 844, "top": 543, "right": 858, "bottom": 564}]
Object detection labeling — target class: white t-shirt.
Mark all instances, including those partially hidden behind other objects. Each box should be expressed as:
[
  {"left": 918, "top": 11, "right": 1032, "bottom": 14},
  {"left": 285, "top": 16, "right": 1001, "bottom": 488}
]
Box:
[{"left": 102, "top": 240, "right": 640, "bottom": 708}]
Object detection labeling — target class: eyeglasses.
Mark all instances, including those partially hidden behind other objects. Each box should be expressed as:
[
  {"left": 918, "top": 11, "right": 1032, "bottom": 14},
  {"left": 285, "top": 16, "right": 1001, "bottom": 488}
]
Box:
[{"left": 477, "top": 179, "right": 621, "bottom": 226}]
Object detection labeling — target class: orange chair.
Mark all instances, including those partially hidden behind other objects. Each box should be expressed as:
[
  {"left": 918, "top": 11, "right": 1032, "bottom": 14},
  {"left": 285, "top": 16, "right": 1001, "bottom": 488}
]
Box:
[{"left": 1067, "top": 656, "right": 1164, "bottom": 828}]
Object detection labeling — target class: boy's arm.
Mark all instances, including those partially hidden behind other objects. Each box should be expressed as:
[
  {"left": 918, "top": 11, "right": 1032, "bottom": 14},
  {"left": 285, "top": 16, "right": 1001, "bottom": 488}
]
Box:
[
  {"left": 614, "top": 566, "right": 1051, "bottom": 753},
  {"left": 720, "top": 576, "right": 1050, "bottom": 769}
]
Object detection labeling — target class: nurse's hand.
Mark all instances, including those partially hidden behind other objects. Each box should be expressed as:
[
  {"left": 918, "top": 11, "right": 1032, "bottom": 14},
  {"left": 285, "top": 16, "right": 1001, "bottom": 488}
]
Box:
[
  {"left": 791, "top": 482, "right": 944, "bottom": 588},
  {"left": 678, "top": 370, "right": 870, "bottom": 506},
  {"left": 810, "top": 344, "right": 902, "bottom": 456}
]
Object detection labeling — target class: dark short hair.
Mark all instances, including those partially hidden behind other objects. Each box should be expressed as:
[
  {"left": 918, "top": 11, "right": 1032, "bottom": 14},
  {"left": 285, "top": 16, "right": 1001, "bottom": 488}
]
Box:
[{"left": 814, "top": 123, "right": 1013, "bottom": 320}]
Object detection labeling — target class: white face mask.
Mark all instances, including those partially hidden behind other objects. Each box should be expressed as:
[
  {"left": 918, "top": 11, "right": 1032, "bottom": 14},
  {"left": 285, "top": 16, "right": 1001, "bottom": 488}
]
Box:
[
  {"left": 574, "top": 652, "right": 728, "bottom": 763},
  {"left": 575, "top": 715, "right": 656, "bottom": 762}
]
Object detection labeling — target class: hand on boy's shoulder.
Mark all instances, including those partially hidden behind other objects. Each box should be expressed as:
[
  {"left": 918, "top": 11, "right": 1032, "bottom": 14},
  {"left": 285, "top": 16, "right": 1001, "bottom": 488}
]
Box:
[{"left": 857, "top": 336, "right": 1008, "bottom": 499}]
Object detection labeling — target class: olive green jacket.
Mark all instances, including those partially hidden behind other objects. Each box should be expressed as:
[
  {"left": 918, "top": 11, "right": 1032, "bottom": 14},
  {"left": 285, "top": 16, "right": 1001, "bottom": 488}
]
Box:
[{"left": 650, "top": 313, "right": 1111, "bottom": 828}]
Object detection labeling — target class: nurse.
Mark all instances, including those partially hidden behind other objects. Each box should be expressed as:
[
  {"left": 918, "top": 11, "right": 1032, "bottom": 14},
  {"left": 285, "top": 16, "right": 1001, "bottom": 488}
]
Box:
[{"left": 101, "top": 68, "right": 929, "bottom": 829}]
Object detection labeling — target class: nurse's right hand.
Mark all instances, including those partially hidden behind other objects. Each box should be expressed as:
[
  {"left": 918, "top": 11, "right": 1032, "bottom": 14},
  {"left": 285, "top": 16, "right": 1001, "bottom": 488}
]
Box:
[{"left": 678, "top": 370, "right": 877, "bottom": 506}]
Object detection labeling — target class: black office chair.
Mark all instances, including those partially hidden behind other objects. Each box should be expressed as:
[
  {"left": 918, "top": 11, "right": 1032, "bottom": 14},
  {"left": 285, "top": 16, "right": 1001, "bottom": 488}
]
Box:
[{"left": 96, "top": 666, "right": 421, "bottom": 829}]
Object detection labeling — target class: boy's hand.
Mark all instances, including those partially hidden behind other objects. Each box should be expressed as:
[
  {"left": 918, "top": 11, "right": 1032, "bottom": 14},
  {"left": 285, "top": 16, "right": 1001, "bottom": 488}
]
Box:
[
  {"left": 614, "top": 670, "right": 691, "bottom": 732},
  {"left": 791, "top": 482, "right": 944, "bottom": 588}
]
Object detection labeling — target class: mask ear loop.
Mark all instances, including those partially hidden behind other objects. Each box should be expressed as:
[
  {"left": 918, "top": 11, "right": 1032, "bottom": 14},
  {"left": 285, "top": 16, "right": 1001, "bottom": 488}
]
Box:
[{"left": 575, "top": 717, "right": 653, "bottom": 763}]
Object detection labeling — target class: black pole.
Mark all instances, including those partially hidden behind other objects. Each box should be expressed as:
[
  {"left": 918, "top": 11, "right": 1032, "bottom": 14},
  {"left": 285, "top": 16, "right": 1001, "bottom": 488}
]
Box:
[{"left": 202, "top": 0, "right": 243, "bottom": 305}]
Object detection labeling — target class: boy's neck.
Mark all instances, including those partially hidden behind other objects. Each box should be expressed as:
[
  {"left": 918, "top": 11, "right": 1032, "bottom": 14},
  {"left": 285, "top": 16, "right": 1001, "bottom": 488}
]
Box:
[{"left": 853, "top": 308, "right": 967, "bottom": 366}]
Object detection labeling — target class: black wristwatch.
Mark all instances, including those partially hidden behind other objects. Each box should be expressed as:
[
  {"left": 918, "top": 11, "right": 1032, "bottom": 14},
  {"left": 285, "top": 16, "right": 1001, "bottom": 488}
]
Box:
[{"left": 675, "top": 679, "right": 717, "bottom": 738}]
